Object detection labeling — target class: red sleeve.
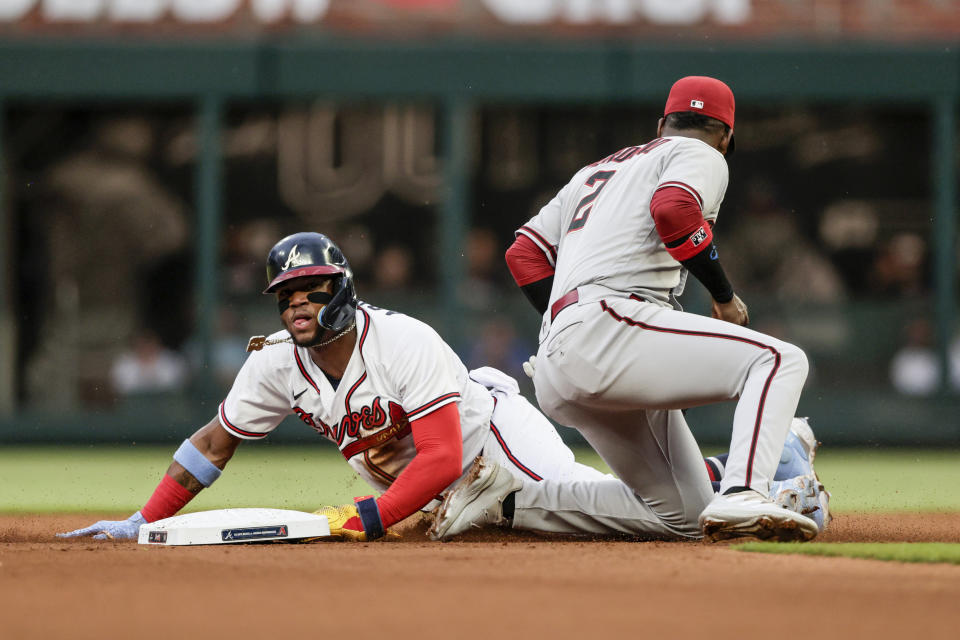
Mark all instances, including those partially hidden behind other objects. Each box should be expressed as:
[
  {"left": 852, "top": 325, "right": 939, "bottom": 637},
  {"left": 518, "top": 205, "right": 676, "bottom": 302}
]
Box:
[
  {"left": 650, "top": 186, "right": 713, "bottom": 261},
  {"left": 650, "top": 186, "right": 705, "bottom": 242},
  {"left": 505, "top": 234, "right": 555, "bottom": 287},
  {"left": 140, "top": 474, "right": 196, "bottom": 522},
  {"left": 374, "top": 403, "right": 463, "bottom": 528}
]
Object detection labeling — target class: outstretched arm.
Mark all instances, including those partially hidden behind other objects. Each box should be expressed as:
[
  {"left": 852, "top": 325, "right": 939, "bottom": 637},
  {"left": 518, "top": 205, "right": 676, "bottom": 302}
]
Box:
[
  {"left": 375, "top": 403, "right": 463, "bottom": 527},
  {"left": 167, "top": 418, "right": 242, "bottom": 492},
  {"left": 59, "top": 418, "right": 243, "bottom": 540},
  {"left": 317, "top": 403, "right": 463, "bottom": 541}
]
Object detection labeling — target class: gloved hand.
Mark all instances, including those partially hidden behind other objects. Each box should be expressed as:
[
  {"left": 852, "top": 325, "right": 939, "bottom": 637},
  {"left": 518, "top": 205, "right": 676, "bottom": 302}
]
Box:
[
  {"left": 57, "top": 511, "right": 147, "bottom": 541},
  {"left": 711, "top": 294, "right": 749, "bottom": 326},
  {"left": 315, "top": 504, "right": 369, "bottom": 541},
  {"left": 468, "top": 366, "right": 520, "bottom": 395},
  {"left": 522, "top": 356, "right": 537, "bottom": 379},
  {"left": 314, "top": 497, "right": 400, "bottom": 541}
]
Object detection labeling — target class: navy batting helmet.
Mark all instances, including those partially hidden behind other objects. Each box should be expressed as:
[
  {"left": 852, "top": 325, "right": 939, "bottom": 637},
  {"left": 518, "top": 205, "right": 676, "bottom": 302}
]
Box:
[{"left": 264, "top": 232, "right": 357, "bottom": 333}]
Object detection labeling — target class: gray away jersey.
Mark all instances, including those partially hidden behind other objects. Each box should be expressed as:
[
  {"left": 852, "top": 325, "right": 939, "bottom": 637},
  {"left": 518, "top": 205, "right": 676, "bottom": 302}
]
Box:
[{"left": 518, "top": 136, "right": 729, "bottom": 327}]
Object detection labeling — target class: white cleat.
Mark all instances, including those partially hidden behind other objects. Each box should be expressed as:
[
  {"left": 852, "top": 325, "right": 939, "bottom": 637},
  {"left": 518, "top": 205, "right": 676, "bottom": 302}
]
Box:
[
  {"left": 428, "top": 456, "right": 522, "bottom": 541},
  {"left": 700, "top": 489, "right": 819, "bottom": 542}
]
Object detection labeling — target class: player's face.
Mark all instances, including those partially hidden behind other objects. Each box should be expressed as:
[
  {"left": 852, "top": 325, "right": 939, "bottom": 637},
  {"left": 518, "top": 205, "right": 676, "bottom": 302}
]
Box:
[{"left": 275, "top": 276, "right": 335, "bottom": 346}]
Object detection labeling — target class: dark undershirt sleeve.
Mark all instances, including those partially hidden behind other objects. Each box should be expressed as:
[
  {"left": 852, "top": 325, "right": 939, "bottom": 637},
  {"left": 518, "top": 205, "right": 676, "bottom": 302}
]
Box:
[
  {"left": 519, "top": 276, "right": 554, "bottom": 315},
  {"left": 665, "top": 235, "right": 734, "bottom": 303}
]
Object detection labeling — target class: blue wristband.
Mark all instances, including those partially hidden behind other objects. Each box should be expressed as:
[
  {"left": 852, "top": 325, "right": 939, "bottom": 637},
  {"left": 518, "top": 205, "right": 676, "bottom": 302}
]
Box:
[
  {"left": 173, "top": 439, "right": 222, "bottom": 487},
  {"left": 354, "top": 496, "right": 385, "bottom": 540}
]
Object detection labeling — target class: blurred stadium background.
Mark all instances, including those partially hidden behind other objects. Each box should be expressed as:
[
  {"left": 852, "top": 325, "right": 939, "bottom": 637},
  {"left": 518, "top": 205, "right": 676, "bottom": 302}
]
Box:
[{"left": 0, "top": 0, "right": 958, "bottom": 450}]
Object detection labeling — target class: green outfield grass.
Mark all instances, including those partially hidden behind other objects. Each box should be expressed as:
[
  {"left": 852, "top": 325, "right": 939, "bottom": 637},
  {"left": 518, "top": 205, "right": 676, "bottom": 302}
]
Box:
[
  {"left": 1, "top": 445, "right": 958, "bottom": 514},
  {"left": 734, "top": 542, "right": 960, "bottom": 565},
  {"left": 0, "top": 445, "right": 370, "bottom": 513},
  {"left": 580, "top": 447, "right": 960, "bottom": 513}
]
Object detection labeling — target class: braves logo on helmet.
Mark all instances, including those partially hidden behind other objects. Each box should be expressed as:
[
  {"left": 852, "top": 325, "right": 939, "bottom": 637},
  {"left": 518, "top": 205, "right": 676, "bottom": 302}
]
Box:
[
  {"left": 281, "top": 244, "right": 312, "bottom": 271},
  {"left": 264, "top": 232, "right": 358, "bottom": 333}
]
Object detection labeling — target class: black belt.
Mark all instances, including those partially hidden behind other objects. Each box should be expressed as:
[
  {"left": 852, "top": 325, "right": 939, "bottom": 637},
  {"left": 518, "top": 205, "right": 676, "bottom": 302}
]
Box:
[{"left": 550, "top": 290, "right": 579, "bottom": 321}]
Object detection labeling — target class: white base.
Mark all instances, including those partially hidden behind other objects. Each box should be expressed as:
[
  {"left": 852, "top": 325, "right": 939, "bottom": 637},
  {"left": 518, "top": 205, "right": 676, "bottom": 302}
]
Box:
[{"left": 138, "top": 508, "right": 331, "bottom": 546}]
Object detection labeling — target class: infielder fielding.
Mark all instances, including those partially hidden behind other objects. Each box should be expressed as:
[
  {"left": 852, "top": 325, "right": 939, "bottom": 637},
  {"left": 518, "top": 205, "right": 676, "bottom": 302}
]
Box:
[
  {"left": 60, "top": 231, "right": 824, "bottom": 542},
  {"left": 435, "top": 76, "right": 826, "bottom": 542}
]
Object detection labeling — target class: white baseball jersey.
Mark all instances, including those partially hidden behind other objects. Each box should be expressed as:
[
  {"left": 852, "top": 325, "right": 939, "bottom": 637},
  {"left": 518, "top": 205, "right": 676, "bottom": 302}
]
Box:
[
  {"left": 518, "top": 136, "right": 728, "bottom": 326},
  {"left": 218, "top": 302, "right": 492, "bottom": 494}
]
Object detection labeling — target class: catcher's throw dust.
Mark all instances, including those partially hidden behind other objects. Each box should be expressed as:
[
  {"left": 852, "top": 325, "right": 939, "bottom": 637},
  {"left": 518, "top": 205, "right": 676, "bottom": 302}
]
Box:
[
  {"left": 60, "top": 231, "right": 827, "bottom": 543},
  {"left": 503, "top": 75, "right": 825, "bottom": 542}
]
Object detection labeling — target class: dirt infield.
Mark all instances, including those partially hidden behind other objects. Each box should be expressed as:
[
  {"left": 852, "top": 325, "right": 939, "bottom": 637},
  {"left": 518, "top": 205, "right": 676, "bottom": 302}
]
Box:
[{"left": 2, "top": 513, "right": 959, "bottom": 640}]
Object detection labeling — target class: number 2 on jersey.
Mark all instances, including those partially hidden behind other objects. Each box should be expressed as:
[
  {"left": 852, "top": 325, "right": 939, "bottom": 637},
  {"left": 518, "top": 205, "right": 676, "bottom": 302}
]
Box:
[{"left": 567, "top": 170, "right": 616, "bottom": 233}]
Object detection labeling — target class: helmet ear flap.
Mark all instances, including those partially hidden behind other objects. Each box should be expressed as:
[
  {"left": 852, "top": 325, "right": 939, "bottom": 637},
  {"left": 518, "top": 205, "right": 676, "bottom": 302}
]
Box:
[{"left": 318, "top": 275, "right": 358, "bottom": 332}]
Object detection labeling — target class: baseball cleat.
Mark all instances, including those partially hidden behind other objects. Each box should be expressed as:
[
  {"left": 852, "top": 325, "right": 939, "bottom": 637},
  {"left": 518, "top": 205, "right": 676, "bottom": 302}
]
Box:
[
  {"left": 815, "top": 483, "right": 832, "bottom": 532},
  {"left": 428, "top": 456, "right": 522, "bottom": 541},
  {"left": 699, "top": 489, "right": 819, "bottom": 542},
  {"left": 774, "top": 417, "right": 818, "bottom": 480},
  {"left": 777, "top": 417, "right": 832, "bottom": 532},
  {"left": 771, "top": 474, "right": 831, "bottom": 533},
  {"left": 788, "top": 417, "right": 818, "bottom": 464}
]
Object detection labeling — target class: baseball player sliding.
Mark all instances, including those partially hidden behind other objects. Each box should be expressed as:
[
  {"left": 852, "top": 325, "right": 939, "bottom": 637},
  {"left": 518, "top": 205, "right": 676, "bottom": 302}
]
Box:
[
  {"left": 60, "top": 231, "right": 825, "bottom": 543},
  {"left": 445, "top": 74, "right": 825, "bottom": 542}
]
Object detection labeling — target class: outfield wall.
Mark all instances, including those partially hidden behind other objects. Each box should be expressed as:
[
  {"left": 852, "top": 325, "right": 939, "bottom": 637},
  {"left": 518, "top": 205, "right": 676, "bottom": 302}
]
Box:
[{"left": 0, "top": 39, "right": 957, "bottom": 446}]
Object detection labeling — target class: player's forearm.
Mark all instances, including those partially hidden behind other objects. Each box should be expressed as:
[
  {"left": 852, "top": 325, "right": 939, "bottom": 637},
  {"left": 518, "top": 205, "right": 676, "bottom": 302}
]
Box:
[
  {"left": 189, "top": 418, "right": 242, "bottom": 469},
  {"left": 377, "top": 448, "right": 461, "bottom": 528},
  {"left": 660, "top": 224, "right": 734, "bottom": 303},
  {"left": 167, "top": 419, "right": 240, "bottom": 492},
  {"left": 376, "top": 404, "right": 463, "bottom": 527},
  {"left": 677, "top": 243, "right": 734, "bottom": 303},
  {"left": 140, "top": 420, "right": 242, "bottom": 522},
  {"left": 165, "top": 461, "right": 208, "bottom": 494},
  {"left": 140, "top": 448, "right": 218, "bottom": 522}
]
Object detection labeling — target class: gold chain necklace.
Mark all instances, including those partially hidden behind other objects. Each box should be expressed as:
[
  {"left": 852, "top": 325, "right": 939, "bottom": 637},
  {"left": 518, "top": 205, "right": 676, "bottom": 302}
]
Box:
[{"left": 245, "top": 320, "right": 356, "bottom": 353}]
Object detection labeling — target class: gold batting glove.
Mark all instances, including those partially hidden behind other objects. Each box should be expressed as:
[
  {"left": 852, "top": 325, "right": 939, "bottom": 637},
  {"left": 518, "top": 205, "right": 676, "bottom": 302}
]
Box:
[
  {"left": 313, "top": 496, "right": 399, "bottom": 541},
  {"left": 315, "top": 503, "right": 369, "bottom": 541}
]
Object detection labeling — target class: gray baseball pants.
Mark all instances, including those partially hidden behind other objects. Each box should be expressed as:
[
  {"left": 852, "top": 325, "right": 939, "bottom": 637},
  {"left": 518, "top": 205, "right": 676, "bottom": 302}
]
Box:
[{"left": 519, "top": 294, "right": 807, "bottom": 538}]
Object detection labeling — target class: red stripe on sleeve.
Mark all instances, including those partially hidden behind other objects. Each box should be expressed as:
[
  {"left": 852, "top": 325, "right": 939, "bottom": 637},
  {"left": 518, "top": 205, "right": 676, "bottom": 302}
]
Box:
[
  {"left": 219, "top": 403, "right": 268, "bottom": 439},
  {"left": 374, "top": 403, "right": 463, "bottom": 528},
  {"left": 406, "top": 392, "right": 460, "bottom": 421},
  {"left": 505, "top": 234, "right": 556, "bottom": 287}
]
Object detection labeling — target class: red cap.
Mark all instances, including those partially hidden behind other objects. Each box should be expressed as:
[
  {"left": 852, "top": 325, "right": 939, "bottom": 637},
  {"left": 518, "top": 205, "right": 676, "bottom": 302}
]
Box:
[{"left": 664, "top": 76, "right": 735, "bottom": 131}]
